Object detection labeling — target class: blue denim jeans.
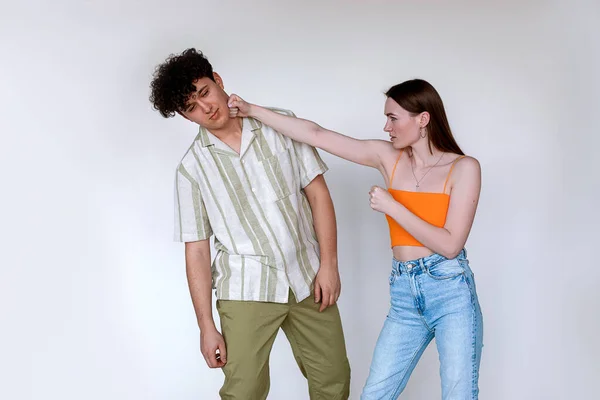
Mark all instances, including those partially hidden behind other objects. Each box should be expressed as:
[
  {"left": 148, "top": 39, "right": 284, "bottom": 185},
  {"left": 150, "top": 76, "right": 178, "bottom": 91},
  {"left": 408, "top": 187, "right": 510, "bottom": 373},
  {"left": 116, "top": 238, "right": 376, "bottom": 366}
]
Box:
[{"left": 361, "top": 249, "right": 483, "bottom": 399}]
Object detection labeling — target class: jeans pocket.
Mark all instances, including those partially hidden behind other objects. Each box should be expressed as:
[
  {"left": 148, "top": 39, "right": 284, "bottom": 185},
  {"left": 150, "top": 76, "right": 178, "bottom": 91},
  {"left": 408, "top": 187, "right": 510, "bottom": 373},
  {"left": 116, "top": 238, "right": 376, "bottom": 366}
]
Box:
[{"left": 425, "top": 258, "right": 464, "bottom": 280}]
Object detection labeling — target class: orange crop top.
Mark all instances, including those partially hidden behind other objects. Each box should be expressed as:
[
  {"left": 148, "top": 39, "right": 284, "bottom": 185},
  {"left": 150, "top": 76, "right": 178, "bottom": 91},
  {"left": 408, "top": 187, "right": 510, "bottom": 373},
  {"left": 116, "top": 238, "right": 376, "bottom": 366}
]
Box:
[{"left": 385, "top": 151, "right": 464, "bottom": 247}]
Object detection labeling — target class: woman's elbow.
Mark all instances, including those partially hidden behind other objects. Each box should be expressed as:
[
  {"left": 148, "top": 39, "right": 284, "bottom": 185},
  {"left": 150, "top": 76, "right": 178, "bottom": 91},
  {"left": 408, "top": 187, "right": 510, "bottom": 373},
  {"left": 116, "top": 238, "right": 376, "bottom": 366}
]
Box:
[
  {"left": 313, "top": 125, "right": 327, "bottom": 138},
  {"left": 439, "top": 242, "right": 463, "bottom": 259}
]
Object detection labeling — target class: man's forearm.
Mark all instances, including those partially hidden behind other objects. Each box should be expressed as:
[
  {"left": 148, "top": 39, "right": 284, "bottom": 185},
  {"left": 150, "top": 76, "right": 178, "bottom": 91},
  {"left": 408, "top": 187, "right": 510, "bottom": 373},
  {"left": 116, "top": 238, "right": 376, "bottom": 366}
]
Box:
[
  {"left": 305, "top": 177, "right": 338, "bottom": 269},
  {"left": 185, "top": 242, "right": 216, "bottom": 332}
]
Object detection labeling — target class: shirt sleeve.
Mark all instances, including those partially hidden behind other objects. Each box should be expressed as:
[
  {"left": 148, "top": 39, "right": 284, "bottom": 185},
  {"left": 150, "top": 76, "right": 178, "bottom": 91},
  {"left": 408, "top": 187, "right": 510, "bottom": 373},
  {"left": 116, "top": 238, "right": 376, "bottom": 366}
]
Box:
[
  {"left": 292, "top": 139, "right": 329, "bottom": 188},
  {"left": 174, "top": 163, "right": 213, "bottom": 242},
  {"left": 270, "top": 108, "right": 329, "bottom": 188}
]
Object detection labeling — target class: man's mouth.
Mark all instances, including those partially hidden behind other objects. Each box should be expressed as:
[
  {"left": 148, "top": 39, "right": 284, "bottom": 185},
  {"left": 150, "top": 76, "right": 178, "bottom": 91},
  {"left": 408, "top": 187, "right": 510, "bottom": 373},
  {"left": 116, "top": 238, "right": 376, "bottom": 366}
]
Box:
[{"left": 209, "top": 109, "right": 219, "bottom": 120}]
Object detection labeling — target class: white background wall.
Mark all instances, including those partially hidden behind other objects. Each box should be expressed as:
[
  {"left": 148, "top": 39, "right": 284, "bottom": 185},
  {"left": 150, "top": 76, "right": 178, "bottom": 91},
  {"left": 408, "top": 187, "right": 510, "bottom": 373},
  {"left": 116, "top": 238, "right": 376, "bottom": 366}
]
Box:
[{"left": 1, "top": 0, "right": 598, "bottom": 399}]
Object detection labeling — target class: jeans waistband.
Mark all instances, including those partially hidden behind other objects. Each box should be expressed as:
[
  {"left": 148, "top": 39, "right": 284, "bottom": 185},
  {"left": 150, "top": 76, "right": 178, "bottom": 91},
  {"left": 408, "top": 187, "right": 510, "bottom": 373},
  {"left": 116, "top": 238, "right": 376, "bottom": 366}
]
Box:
[{"left": 392, "top": 248, "right": 467, "bottom": 274}]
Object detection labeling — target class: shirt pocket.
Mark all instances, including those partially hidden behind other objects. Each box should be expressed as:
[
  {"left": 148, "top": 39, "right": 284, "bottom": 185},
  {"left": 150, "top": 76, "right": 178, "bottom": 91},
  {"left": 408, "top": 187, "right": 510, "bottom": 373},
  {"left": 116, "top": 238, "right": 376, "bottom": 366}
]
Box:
[{"left": 254, "top": 148, "right": 297, "bottom": 202}]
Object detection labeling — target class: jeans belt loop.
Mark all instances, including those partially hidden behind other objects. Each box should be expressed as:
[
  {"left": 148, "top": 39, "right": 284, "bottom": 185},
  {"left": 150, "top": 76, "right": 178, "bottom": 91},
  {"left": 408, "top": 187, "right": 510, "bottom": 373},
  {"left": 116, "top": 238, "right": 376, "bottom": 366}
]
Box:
[{"left": 419, "top": 258, "right": 426, "bottom": 273}]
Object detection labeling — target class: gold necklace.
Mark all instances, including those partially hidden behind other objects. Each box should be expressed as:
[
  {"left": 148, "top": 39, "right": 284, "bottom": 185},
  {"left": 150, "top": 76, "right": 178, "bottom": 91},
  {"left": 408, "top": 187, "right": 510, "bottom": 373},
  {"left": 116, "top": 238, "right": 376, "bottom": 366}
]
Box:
[{"left": 410, "top": 152, "right": 445, "bottom": 191}]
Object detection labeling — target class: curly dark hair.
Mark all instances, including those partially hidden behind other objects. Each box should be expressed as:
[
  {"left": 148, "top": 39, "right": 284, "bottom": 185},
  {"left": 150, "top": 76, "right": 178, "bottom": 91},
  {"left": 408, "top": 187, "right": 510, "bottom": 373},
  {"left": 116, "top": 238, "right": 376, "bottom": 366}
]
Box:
[{"left": 149, "top": 48, "right": 215, "bottom": 118}]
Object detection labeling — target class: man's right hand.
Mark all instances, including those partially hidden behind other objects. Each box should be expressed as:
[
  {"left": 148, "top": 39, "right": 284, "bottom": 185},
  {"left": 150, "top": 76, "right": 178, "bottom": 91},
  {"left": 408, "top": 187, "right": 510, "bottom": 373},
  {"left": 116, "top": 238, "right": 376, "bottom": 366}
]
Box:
[{"left": 200, "top": 327, "right": 227, "bottom": 368}]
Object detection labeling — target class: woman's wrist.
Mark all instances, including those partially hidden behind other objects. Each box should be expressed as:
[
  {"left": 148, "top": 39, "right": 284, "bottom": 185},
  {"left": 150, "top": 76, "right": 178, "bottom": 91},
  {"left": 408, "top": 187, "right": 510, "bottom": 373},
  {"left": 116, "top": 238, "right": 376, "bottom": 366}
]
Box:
[{"left": 247, "top": 103, "right": 260, "bottom": 118}]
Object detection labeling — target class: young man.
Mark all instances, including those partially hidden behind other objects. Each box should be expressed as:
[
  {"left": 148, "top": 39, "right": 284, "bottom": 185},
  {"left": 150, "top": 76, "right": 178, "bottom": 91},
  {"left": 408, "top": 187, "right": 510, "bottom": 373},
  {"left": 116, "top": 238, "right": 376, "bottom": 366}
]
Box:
[{"left": 149, "top": 48, "right": 350, "bottom": 399}]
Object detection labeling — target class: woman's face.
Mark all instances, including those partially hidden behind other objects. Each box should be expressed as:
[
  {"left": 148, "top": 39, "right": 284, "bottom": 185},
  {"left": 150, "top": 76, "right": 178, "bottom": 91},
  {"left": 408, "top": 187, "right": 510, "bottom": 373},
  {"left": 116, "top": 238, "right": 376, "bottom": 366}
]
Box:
[{"left": 383, "top": 97, "right": 425, "bottom": 149}]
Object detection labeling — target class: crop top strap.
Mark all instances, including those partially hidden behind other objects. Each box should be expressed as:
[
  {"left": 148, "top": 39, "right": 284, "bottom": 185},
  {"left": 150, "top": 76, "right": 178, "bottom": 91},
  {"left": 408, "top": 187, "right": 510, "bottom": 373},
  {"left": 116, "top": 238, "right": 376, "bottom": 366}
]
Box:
[
  {"left": 443, "top": 155, "right": 466, "bottom": 193},
  {"left": 389, "top": 150, "right": 403, "bottom": 187}
]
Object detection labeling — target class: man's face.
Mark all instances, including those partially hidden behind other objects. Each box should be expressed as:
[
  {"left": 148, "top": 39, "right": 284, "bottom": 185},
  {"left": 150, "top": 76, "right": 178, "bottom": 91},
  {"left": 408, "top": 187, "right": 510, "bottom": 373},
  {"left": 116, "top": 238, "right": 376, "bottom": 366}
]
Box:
[{"left": 180, "top": 73, "right": 231, "bottom": 130}]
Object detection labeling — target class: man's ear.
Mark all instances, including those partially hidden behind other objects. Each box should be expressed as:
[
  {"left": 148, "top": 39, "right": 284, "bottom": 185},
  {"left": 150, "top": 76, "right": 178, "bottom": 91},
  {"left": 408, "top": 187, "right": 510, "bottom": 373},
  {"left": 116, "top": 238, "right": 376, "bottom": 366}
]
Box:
[{"left": 213, "top": 72, "right": 224, "bottom": 89}]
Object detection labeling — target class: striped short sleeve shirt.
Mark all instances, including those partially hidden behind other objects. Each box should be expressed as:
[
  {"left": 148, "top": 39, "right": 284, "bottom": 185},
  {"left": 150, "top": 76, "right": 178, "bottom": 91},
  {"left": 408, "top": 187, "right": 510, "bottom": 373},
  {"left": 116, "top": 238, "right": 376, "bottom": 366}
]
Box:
[{"left": 174, "top": 109, "right": 329, "bottom": 303}]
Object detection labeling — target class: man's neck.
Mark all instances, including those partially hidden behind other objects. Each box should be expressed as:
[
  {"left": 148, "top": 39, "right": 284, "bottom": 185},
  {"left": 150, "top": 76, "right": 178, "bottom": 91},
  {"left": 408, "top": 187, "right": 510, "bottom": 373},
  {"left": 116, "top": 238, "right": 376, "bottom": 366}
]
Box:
[
  {"left": 204, "top": 117, "right": 244, "bottom": 154},
  {"left": 206, "top": 117, "right": 243, "bottom": 140}
]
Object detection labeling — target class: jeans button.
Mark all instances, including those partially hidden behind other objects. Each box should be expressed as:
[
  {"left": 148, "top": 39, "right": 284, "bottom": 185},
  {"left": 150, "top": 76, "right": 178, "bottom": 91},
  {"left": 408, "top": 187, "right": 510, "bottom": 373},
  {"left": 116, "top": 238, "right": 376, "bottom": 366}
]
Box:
[{"left": 407, "top": 263, "right": 413, "bottom": 271}]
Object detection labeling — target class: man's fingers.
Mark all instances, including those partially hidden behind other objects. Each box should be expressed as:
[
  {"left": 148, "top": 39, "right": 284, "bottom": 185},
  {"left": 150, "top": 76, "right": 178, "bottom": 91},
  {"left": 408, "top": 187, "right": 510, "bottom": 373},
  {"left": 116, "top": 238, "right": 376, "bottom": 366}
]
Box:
[
  {"left": 215, "top": 351, "right": 225, "bottom": 368},
  {"left": 314, "top": 281, "right": 321, "bottom": 303},
  {"left": 203, "top": 344, "right": 226, "bottom": 368},
  {"left": 320, "top": 299, "right": 330, "bottom": 312},
  {"left": 211, "top": 352, "right": 220, "bottom": 368},
  {"left": 218, "top": 341, "right": 227, "bottom": 364},
  {"left": 320, "top": 290, "right": 330, "bottom": 312},
  {"left": 203, "top": 352, "right": 216, "bottom": 368}
]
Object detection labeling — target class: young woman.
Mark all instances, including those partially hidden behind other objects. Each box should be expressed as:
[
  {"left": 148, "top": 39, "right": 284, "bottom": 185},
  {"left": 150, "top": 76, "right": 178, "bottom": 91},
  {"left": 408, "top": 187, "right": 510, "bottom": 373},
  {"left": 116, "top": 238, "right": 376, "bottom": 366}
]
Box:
[{"left": 227, "top": 79, "right": 483, "bottom": 399}]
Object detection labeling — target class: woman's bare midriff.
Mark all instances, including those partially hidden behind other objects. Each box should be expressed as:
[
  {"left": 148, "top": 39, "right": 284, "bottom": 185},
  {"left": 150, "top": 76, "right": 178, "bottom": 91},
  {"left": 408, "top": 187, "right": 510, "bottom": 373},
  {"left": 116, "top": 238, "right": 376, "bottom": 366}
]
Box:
[{"left": 392, "top": 245, "right": 436, "bottom": 262}]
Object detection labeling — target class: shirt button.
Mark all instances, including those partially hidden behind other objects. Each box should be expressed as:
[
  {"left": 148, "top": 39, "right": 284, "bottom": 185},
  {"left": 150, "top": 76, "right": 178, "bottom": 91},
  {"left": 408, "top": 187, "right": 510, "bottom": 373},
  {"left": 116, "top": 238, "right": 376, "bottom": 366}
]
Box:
[{"left": 251, "top": 187, "right": 256, "bottom": 192}]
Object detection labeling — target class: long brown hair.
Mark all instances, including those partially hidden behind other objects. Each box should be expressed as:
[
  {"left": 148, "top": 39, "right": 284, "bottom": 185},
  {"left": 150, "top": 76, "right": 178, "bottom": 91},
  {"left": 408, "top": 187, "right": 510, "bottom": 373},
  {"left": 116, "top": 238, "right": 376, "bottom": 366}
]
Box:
[{"left": 386, "top": 79, "right": 464, "bottom": 155}]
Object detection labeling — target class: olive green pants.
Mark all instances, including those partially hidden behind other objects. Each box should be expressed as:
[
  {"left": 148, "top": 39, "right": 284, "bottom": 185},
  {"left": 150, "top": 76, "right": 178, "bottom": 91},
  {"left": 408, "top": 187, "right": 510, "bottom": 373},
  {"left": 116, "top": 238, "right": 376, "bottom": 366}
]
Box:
[{"left": 216, "top": 290, "right": 351, "bottom": 400}]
